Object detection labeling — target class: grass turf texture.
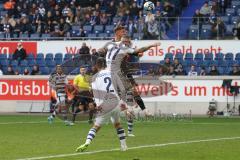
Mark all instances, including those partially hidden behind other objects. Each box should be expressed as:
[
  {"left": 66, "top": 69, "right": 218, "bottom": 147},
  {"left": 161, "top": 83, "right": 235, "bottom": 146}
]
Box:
[{"left": 0, "top": 115, "right": 240, "bottom": 160}]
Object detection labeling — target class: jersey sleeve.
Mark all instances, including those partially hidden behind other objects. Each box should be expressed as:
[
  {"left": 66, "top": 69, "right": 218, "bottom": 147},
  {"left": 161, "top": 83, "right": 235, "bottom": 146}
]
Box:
[{"left": 73, "top": 76, "right": 79, "bottom": 86}]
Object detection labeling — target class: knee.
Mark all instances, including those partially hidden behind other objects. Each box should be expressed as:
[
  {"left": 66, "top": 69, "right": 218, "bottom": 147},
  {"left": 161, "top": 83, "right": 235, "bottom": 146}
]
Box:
[
  {"left": 93, "top": 125, "right": 101, "bottom": 132},
  {"left": 114, "top": 122, "right": 121, "bottom": 128}
]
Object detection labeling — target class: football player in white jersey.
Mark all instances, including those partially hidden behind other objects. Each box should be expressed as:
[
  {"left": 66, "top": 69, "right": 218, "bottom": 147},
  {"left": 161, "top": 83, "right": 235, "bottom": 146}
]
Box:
[{"left": 76, "top": 58, "right": 128, "bottom": 152}]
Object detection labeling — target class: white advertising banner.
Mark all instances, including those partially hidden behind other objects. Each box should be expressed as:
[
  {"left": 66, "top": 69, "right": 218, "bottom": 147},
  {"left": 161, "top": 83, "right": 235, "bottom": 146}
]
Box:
[
  {"left": 136, "top": 79, "right": 240, "bottom": 102},
  {"left": 0, "top": 76, "right": 240, "bottom": 103},
  {"left": 37, "top": 40, "right": 240, "bottom": 62}
]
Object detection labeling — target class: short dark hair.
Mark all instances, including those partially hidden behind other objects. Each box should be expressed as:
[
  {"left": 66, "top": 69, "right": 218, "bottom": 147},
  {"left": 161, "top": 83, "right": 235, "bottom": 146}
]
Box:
[
  {"left": 96, "top": 57, "right": 106, "bottom": 68},
  {"left": 114, "top": 25, "right": 125, "bottom": 32}
]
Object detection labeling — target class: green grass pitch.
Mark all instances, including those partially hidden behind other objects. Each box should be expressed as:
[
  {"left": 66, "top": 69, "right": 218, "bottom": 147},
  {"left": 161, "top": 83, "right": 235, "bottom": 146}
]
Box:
[{"left": 0, "top": 115, "right": 240, "bottom": 160}]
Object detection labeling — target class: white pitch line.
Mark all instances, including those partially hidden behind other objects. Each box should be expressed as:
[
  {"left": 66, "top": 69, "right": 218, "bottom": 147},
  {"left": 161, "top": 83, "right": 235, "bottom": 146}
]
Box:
[
  {"left": 16, "top": 136, "right": 240, "bottom": 160},
  {"left": 0, "top": 121, "right": 48, "bottom": 125}
]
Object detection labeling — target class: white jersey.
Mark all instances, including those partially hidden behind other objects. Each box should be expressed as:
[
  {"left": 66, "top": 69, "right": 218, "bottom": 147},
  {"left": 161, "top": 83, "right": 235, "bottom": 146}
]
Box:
[
  {"left": 105, "top": 42, "right": 135, "bottom": 72},
  {"left": 92, "top": 69, "right": 122, "bottom": 114}
]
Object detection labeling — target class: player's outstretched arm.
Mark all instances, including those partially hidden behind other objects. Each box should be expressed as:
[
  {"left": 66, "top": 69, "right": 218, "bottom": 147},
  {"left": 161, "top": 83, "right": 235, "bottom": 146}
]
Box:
[{"left": 133, "top": 42, "right": 161, "bottom": 56}]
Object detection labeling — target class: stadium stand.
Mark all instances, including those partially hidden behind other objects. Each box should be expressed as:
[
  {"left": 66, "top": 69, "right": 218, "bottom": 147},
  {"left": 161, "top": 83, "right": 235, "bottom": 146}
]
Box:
[{"left": 0, "top": 0, "right": 191, "bottom": 40}]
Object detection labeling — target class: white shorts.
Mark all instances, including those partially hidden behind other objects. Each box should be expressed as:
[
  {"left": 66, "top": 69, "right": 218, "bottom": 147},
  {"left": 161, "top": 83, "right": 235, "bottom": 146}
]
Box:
[
  {"left": 95, "top": 106, "right": 121, "bottom": 126},
  {"left": 56, "top": 93, "right": 66, "bottom": 106}
]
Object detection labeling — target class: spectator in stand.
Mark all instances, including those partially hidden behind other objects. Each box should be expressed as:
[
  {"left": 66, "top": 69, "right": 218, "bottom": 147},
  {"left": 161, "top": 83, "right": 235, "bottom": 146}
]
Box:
[
  {"left": 218, "top": 0, "right": 229, "bottom": 14},
  {"left": 79, "top": 42, "right": 90, "bottom": 55},
  {"left": 199, "top": 66, "right": 207, "bottom": 76},
  {"left": 100, "top": 12, "right": 109, "bottom": 25},
  {"left": 13, "top": 42, "right": 27, "bottom": 61},
  {"left": 147, "top": 65, "right": 155, "bottom": 76},
  {"left": 155, "top": 1, "right": 163, "bottom": 12},
  {"left": 188, "top": 65, "right": 198, "bottom": 76},
  {"left": 167, "top": 65, "right": 177, "bottom": 76},
  {"left": 229, "top": 64, "right": 240, "bottom": 75},
  {"left": 5, "top": 65, "right": 15, "bottom": 75},
  {"left": 31, "top": 64, "right": 41, "bottom": 75},
  {"left": 192, "top": 9, "right": 203, "bottom": 25},
  {"left": 90, "top": 11, "right": 100, "bottom": 26},
  {"left": 212, "top": 17, "right": 226, "bottom": 39},
  {"left": 173, "top": 59, "right": 185, "bottom": 75},
  {"left": 163, "top": 1, "right": 175, "bottom": 18},
  {"left": 91, "top": 48, "right": 99, "bottom": 57},
  {"left": 130, "top": 2, "right": 140, "bottom": 18},
  {"left": 200, "top": 1, "right": 211, "bottom": 21},
  {"left": 233, "top": 22, "right": 240, "bottom": 40},
  {"left": 156, "top": 65, "right": 164, "bottom": 76},
  {"left": 162, "top": 58, "right": 171, "bottom": 74},
  {"left": 106, "top": 1, "right": 116, "bottom": 18},
  {"left": 14, "top": 69, "right": 20, "bottom": 75},
  {"left": 23, "top": 68, "right": 30, "bottom": 75},
  {"left": 77, "top": 27, "right": 86, "bottom": 37},
  {"left": 208, "top": 65, "right": 219, "bottom": 75}
]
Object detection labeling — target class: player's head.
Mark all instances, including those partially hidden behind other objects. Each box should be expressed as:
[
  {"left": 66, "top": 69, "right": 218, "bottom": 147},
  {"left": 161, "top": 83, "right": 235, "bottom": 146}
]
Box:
[
  {"left": 95, "top": 57, "right": 106, "bottom": 70},
  {"left": 80, "top": 67, "right": 86, "bottom": 75},
  {"left": 114, "top": 25, "right": 127, "bottom": 41},
  {"left": 56, "top": 65, "right": 63, "bottom": 74},
  {"left": 120, "top": 35, "right": 132, "bottom": 47}
]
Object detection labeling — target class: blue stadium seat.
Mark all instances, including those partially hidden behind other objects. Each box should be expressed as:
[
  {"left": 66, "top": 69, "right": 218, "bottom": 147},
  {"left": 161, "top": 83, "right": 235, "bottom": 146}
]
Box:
[
  {"left": 11, "top": 60, "right": 18, "bottom": 67},
  {"left": 188, "top": 25, "right": 199, "bottom": 40},
  {"left": 226, "top": 25, "right": 234, "bottom": 35},
  {"left": 231, "top": 16, "right": 239, "bottom": 24},
  {"left": 55, "top": 53, "right": 63, "bottom": 58},
  {"left": 220, "top": 16, "right": 230, "bottom": 24},
  {"left": 0, "top": 54, "right": 7, "bottom": 60},
  {"left": 20, "top": 60, "right": 28, "bottom": 67},
  {"left": 165, "top": 53, "right": 173, "bottom": 59},
  {"left": 19, "top": 33, "right": 29, "bottom": 38},
  {"left": 226, "top": 8, "right": 236, "bottom": 16},
  {"left": 87, "top": 33, "right": 97, "bottom": 38},
  {"left": 203, "top": 60, "right": 212, "bottom": 67},
  {"left": 231, "top": 1, "right": 240, "bottom": 9},
  {"left": 196, "top": 60, "right": 204, "bottom": 67},
  {"left": 105, "top": 25, "right": 114, "bottom": 34},
  {"left": 54, "top": 58, "right": 63, "bottom": 65},
  {"left": 94, "top": 25, "right": 104, "bottom": 34},
  {"left": 0, "top": 60, "right": 9, "bottom": 67},
  {"left": 217, "top": 67, "right": 224, "bottom": 75},
  {"left": 37, "top": 53, "right": 44, "bottom": 59},
  {"left": 225, "top": 59, "right": 235, "bottom": 67},
  {"left": 194, "top": 53, "right": 204, "bottom": 60},
  {"left": 64, "top": 54, "right": 72, "bottom": 60},
  {"left": 30, "top": 33, "right": 40, "bottom": 39},
  {"left": 28, "top": 60, "right": 36, "bottom": 67},
  {"left": 40, "top": 67, "right": 50, "bottom": 75},
  {"left": 215, "top": 53, "right": 224, "bottom": 61},
  {"left": 225, "top": 67, "right": 232, "bottom": 75},
  {"left": 72, "top": 25, "right": 81, "bottom": 31},
  {"left": 204, "top": 53, "right": 213, "bottom": 60},
  {"left": 235, "top": 52, "right": 240, "bottom": 60},
  {"left": 237, "top": 8, "right": 240, "bottom": 16},
  {"left": 98, "top": 33, "right": 108, "bottom": 38},
  {"left": 46, "top": 60, "right": 56, "bottom": 68},
  {"left": 41, "top": 34, "right": 51, "bottom": 38},
  {"left": 175, "top": 53, "right": 184, "bottom": 61},
  {"left": 27, "top": 53, "right": 35, "bottom": 61},
  {"left": 201, "top": 25, "right": 212, "bottom": 39},
  {"left": 83, "top": 25, "right": 93, "bottom": 34},
  {"left": 36, "top": 59, "right": 46, "bottom": 67},
  {"left": 185, "top": 53, "right": 193, "bottom": 60},
  {"left": 45, "top": 53, "right": 54, "bottom": 61}
]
